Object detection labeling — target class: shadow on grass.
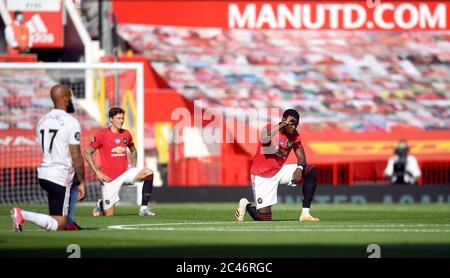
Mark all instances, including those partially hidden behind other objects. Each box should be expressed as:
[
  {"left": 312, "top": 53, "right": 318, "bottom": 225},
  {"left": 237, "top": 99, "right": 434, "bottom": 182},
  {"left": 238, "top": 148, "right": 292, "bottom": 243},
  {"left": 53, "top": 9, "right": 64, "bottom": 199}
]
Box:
[{"left": 1, "top": 244, "right": 449, "bottom": 258}]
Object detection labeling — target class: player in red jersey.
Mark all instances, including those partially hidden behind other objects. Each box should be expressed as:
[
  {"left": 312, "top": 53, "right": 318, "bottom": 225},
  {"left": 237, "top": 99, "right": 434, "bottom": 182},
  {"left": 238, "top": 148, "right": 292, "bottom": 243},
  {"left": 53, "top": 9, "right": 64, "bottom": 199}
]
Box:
[
  {"left": 235, "top": 109, "right": 320, "bottom": 222},
  {"left": 84, "top": 107, "right": 155, "bottom": 217}
]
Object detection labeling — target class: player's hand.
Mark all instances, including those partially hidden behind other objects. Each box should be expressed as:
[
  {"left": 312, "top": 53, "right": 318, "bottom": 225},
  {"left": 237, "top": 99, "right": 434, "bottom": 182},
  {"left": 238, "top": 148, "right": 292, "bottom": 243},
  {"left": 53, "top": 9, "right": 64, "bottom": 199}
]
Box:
[
  {"left": 283, "top": 115, "right": 296, "bottom": 126},
  {"left": 78, "top": 182, "right": 86, "bottom": 201},
  {"left": 292, "top": 168, "right": 303, "bottom": 185},
  {"left": 96, "top": 171, "right": 112, "bottom": 182}
]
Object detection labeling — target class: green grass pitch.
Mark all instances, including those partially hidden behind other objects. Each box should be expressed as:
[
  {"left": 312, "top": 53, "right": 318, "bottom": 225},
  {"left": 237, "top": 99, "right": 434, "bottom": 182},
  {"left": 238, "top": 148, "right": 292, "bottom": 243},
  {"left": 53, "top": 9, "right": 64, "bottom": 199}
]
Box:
[{"left": 1, "top": 203, "right": 449, "bottom": 258}]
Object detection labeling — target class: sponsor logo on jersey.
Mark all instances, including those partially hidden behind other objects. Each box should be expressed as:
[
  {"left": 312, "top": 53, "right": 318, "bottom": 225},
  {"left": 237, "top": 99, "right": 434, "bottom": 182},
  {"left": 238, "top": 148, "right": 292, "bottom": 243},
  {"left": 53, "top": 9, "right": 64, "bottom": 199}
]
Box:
[
  {"left": 75, "top": 132, "right": 80, "bottom": 141},
  {"left": 111, "top": 146, "right": 126, "bottom": 157},
  {"left": 279, "top": 140, "right": 284, "bottom": 146},
  {"left": 257, "top": 198, "right": 263, "bottom": 204},
  {"left": 114, "top": 138, "right": 121, "bottom": 145}
]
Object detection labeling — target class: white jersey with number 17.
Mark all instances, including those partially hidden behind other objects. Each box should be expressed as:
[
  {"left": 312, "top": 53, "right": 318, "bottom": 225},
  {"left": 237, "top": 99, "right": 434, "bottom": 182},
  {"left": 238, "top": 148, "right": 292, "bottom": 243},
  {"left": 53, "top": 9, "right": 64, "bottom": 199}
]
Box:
[{"left": 36, "top": 109, "right": 81, "bottom": 187}]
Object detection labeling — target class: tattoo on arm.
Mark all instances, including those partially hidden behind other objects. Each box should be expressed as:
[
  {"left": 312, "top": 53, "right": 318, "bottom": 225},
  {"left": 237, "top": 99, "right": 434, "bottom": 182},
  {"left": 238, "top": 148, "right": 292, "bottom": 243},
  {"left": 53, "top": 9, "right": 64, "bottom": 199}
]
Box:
[
  {"left": 130, "top": 147, "right": 137, "bottom": 168},
  {"left": 84, "top": 146, "right": 99, "bottom": 173}
]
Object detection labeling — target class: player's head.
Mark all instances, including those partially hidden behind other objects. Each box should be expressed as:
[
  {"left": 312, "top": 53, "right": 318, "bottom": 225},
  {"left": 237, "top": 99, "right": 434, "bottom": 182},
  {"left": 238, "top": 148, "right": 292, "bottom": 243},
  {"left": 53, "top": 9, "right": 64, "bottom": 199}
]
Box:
[
  {"left": 50, "top": 84, "right": 75, "bottom": 113},
  {"left": 395, "top": 140, "right": 409, "bottom": 157},
  {"left": 282, "top": 109, "right": 300, "bottom": 134},
  {"left": 14, "top": 11, "right": 24, "bottom": 24},
  {"left": 109, "top": 107, "right": 125, "bottom": 130}
]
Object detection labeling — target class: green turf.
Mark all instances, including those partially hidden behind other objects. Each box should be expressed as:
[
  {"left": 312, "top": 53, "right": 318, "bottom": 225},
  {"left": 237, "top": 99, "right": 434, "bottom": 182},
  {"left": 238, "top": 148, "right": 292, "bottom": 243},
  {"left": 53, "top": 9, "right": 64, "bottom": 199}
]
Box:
[{"left": 1, "top": 203, "right": 449, "bottom": 258}]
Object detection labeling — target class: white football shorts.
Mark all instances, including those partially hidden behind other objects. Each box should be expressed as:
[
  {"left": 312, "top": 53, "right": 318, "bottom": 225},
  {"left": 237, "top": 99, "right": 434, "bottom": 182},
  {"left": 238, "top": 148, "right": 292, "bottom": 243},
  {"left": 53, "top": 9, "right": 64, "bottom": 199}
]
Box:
[
  {"left": 102, "top": 167, "right": 142, "bottom": 209},
  {"left": 251, "top": 164, "right": 298, "bottom": 209}
]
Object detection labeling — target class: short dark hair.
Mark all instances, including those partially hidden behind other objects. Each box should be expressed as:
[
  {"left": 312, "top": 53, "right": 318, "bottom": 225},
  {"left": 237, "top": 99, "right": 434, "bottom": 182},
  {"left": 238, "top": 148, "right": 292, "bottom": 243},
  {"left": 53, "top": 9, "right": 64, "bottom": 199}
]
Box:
[
  {"left": 395, "top": 140, "right": 409, "bottom": 156},
  {"left": 282, "top": 109, "right": 300, "bottom": 121},
  {"left": 109, "top": 107, "right": 125, "bottom": 118}
]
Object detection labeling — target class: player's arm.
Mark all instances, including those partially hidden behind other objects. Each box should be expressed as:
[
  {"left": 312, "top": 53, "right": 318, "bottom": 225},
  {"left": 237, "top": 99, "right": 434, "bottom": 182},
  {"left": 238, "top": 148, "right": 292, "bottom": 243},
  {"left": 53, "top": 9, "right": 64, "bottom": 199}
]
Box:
[
  {"left": 70, "top": 144, "right": 86, "bottom": 200},
  {"left": 129, "top": 143, "right": 137, "bottom": 168},
  {"left": 292, "top": 143, "right": 307, "bottom": 184},
  {"left": 4, "top": 25, "right": 18, "bottom": 47},
  {"left": 260, "top": 122, "right": 287, "bottom": 146},
  {"left": 69, "top": 123, "right": 86, "bottom": 200},
  {"left": 407, "top": 156, "right": 421, "bottom": 181},
  {"left": 84, "top": 146, "right": 98, "bottom": 172},
  {"left": 84, "top": 146, "right": 111, "bottom": 182}
]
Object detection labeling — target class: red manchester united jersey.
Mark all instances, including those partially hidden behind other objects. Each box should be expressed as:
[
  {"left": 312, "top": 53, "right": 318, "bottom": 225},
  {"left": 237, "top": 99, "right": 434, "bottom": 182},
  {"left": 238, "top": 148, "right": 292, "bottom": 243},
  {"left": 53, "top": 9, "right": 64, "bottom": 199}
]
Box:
[
  {"left": 90, "top": 127, "right": 134, "bottom": 181},
  {"left": 250, "top": 123, "right": 302, "bottom": 178}
]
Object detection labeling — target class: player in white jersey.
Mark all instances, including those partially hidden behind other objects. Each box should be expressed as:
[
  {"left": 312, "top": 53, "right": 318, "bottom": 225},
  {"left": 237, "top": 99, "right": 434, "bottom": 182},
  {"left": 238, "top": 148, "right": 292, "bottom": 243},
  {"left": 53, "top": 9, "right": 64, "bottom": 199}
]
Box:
[{"left": 10, "top": 84, "right": 86, "bottom": 232}]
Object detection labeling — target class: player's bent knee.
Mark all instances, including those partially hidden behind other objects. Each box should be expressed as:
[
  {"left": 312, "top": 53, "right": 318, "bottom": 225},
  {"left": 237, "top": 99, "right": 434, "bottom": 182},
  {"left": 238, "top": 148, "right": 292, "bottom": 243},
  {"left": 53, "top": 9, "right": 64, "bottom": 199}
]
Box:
[
  {"left": 146, "top": 168, "right": 154, "bottom": 176},
  {"left": 256, "top": 207, "right": 272, "bottom": 221},
  {"left": 104, "top": 208, "right": 115, "bottom": 216},
  {"left": 306, "top": 165, "right": 317, "bottom": 177},
  {"left": 54, "top": 216, "right": 67, "bottom": 231},
  {"left": 142, "top": 168, "right": 153, "bottom": 178},
  {"left": 257, "top": 207, "right": 271, "bottom": 214},
  {"left": 257, "top": 212, "right": 272, "bottom": 221}
]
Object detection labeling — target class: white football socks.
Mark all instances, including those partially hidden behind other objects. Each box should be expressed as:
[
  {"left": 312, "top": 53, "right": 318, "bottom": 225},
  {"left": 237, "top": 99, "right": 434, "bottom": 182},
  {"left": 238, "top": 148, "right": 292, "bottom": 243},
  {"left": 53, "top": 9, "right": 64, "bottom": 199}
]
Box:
[
  {"left": 22, "top": 210, "right": 59, "bottom": 231},
  {"left": 301, "top": 207, "right": 310, "bottom": 215},
  {"left": 140, "top": 205, "right": 148, "bottom": 211}
]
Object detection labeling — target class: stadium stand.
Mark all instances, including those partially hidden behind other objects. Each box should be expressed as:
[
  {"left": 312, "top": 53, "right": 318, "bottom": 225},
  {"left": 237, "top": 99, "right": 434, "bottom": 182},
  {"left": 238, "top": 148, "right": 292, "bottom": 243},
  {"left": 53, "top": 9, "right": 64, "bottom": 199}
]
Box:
[
  {"left": 117, "top": 24, "right": 450, "bottom": 185},
  {"left": 118, "top": 25, "right": 449, "bottom": 132}
]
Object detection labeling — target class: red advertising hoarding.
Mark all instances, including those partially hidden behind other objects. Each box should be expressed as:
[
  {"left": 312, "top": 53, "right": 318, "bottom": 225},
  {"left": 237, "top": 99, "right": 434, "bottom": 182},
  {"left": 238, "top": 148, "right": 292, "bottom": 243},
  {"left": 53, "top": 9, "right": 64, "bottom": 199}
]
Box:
[{"left": 113, "top": 1, "right": 449, "bottom": 31}]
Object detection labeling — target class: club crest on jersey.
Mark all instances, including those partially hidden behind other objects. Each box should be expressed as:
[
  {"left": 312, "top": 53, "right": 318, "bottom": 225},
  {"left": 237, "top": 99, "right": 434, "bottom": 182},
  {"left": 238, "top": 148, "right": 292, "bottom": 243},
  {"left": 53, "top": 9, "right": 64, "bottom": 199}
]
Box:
[
  {"left": 287, "top": 141, "right": 292, "bottom": 148},
  {"left": 122, "top": 138, "right": 128, "bottom": 145},
  {"left": 257, "top": 198, "right": 263, "bottom": 204},
  {"left": 114, "top": 138, "right": 121, "bottom": 145},
  {"left": 75, "top": 132, "right": 80, "bottom": 141}
]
